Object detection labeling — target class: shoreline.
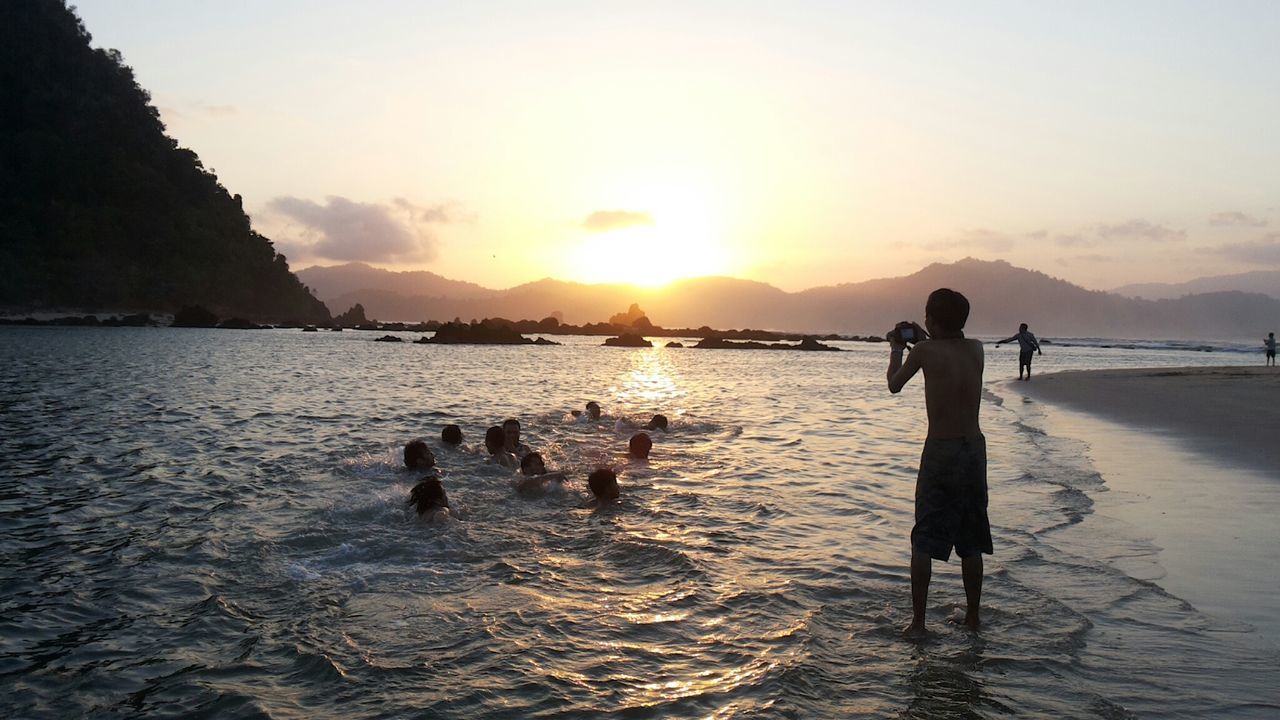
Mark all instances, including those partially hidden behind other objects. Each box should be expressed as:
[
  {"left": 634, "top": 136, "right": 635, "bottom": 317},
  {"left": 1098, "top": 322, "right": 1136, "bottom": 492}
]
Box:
[
  {"left": 1009, "top": 366, "right": 1280, "bottom": 476},
  {"left": 1004, "top": 367, "right": 1280, "bottom": 647}
]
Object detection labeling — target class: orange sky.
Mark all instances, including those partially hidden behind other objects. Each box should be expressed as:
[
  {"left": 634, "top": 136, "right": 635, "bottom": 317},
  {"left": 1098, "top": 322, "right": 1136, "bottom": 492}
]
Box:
[{"left": 74, "top": 1, "right": 1280, "bottom": 292}]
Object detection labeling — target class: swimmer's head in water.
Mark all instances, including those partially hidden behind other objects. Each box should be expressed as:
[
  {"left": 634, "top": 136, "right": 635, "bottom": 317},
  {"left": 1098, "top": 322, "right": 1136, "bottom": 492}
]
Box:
[
  {"left": 441, "top": 424, "right": 463, "bottom": 445},
  {"left": 645, "top": 414, "right": 668, "bottom": 431},
  {"left": 925, "top": 288, "right": 970, "bottom": 335},
  {"left": 484, "top": 425, "right": 506, "bottom": 454},
  {"left": 406, "top": 477, "right": 448, "bottom": 515},
  {"left": 586, "top": 401, "right": 601, "bottom": 420},
  {"left": 588, "top": 468, "right": 619, "bottom": 501},
  {"left": 502, "top": 418, "right": 521, "bottom": 447},
  {"left": 520, "top": 452, "right": 546, "bottom": 476},
  {"left": 404, "top": 440, "right": 435, "bottom": 469},
  {"left": 628, "top": 432, "right": 652, "bottom": 459}
]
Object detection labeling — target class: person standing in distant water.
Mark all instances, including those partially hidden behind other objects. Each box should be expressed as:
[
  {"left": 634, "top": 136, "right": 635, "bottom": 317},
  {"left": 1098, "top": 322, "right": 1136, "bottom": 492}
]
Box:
[
  {"left": 996, "top": 323, "right": 1042, "bottom": 380},
  {"left": 1266, "top": 332, "right": 1276, "bottom": 367},
  {"left": 886, "top": 288, "right": 991, "bottom": 637}
]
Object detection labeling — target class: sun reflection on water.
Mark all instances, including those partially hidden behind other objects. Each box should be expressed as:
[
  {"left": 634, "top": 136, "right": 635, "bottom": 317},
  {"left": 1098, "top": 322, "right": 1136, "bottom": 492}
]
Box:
[{"left": 614, "top": 347, "right": 685, "bottom": 411}]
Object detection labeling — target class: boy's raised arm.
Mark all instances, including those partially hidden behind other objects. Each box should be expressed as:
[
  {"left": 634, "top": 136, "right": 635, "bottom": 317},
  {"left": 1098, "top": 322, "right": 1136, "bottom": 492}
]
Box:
[{"left": 887, "top": 342, "right": 923, "bottom": 393}]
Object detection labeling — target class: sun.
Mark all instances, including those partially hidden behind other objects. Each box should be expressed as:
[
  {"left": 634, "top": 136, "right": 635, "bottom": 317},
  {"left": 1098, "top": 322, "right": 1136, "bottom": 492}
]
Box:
[{"left": 571, "top": 188, "right": 730, "bottom": 287}]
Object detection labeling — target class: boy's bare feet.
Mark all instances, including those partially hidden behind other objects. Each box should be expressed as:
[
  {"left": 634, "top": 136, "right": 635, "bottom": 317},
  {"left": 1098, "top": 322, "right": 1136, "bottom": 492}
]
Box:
[
  {"left": 946, "top": 607, "right": 981, "bottom": 631},
  {"left": 903, "top": 620, "right": 927, "bottom": 639}
]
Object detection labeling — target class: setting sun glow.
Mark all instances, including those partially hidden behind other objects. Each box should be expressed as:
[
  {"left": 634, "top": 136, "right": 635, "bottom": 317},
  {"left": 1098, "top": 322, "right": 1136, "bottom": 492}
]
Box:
[{"left": 570, "top": 183, "right": 730, "bottom": 287}]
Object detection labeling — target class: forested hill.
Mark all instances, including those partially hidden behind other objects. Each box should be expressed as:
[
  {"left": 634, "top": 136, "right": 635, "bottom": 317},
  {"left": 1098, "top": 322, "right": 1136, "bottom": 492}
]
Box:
[{"left": 0, "top": 1, "right": 329, "bottom": 322}]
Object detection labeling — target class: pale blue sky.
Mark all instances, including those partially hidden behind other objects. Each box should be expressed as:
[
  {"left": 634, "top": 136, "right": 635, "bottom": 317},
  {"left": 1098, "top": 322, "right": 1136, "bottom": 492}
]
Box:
[{"left": 72, "top": 0, "right": 1280, "bottom": 289}]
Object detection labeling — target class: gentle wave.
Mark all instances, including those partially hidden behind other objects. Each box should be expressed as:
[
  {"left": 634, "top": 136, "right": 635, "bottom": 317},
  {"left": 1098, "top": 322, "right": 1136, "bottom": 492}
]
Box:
[{"left": 1, "top": 327, "right": 1276, "bottom": 718}]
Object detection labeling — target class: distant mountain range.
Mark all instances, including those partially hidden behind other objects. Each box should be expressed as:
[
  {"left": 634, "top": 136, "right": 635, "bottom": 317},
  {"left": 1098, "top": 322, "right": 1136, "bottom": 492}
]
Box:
[
  {"left": 1112, "top": 270, "right": 1280, "bottom": 301},
  {"left": 298, "top": 259, "right": 1280, "bottom": 340}
]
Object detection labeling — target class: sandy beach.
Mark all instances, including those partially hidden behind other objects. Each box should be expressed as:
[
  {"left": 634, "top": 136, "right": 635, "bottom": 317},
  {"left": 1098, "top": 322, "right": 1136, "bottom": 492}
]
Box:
[
  {"left": 1007, "top": 365, "right": 1280, "bottom": 648},
  {"left": 1012, "top": 366, "right": 1280, "bottom": 475}
]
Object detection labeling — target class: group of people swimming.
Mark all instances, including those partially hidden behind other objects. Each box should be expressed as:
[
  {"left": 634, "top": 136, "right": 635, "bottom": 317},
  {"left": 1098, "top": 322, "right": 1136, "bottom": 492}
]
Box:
[{"left": 401, "top": 402, "right": 671, "bottom": 522}]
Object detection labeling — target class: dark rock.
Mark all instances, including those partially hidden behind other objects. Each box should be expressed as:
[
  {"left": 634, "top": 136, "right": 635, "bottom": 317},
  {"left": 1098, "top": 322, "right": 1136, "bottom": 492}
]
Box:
[
  {"left": 692, "top": 336, "right": 840, "bottom": 351},
  {"left": 173, "top": 305, "right": 219, "bottom": 328},
  {"left": 426, "top": 321, "right": 532, "bottom": 344},
  {"left": 665, "top": 341, "right": 684, "bottom": 348},
  {"left": 101, "top": 313, "right": 154, "bottom": 327},
  {"left": 375, "top": 335, "right": 403, "bottom": 343},
  {"left": 302, "top": 325, "right": 318, "bottom": 332},
  {"left": 532, "top": 336, "right": 561, "bottom": 345},
  {"left": 604, "top": 333, "right": 653, "bottom": 347},
  {"left": 797, "top": 337, "right": 840, "bottom": 351},
  {"left": 217, "top": 317, "right": 260, "bottom": 330}
]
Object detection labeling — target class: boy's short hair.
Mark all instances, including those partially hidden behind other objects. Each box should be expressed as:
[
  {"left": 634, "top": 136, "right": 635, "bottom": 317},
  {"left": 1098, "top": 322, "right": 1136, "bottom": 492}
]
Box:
[
  {"left": 587, "top": 468, "right": 619, "bottom": 500},
  {"left": 1019, "top": 322, "right": 1029, "bottom": 331},
  {"left": 520, "top": 452, "right": 544, "bottom": 475},
  {"left": 629, "top": 432, "right": 652, "bottom": 459},
  {"left": 484, "top": 425, "right": 506, "bottom": 452},
  {"left": 441, "top": 424, "right": 463, "bottom": 445},
  {"left": 925, "top": 288, "right": 970, "bottom": 333},
  {"left": 404, "top": 440, "right": 434, "bottom": 469},
  {"left": 502, "top": 418, "right": 520, "bottom": 430},
  {"left": 406, "top": 477, "right": 448, "bottom": 515}
]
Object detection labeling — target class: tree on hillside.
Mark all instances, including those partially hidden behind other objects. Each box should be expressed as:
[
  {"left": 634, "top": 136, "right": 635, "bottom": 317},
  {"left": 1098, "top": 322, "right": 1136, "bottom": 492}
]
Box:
[{"left": 0, "top": 1, "right": 329, "bottom": 322}]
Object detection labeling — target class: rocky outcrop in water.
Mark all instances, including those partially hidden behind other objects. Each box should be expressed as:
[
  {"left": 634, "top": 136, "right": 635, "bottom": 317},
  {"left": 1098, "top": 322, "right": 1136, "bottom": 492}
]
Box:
[
  {"left": 603, "top": 334, "right": 652, "bottom": 347},
  {"left": 692, "top": 336, "right": 840, "bottom": 351}
]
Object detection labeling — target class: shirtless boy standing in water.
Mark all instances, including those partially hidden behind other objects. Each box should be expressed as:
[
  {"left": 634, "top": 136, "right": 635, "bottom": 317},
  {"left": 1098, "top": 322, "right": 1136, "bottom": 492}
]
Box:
[{"left": 886, "top": 288, "right": 991, "bottom": 637}]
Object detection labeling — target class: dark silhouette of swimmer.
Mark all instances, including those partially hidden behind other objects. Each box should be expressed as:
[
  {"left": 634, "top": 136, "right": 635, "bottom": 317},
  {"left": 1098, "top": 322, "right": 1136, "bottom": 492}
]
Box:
[
  {"left": 572, "top": 401, "right": 602, "bottom": 420},
  {"left": 996, "top": 322, "right": 1042, "bottom": 380},
  {"left": 1266, "top": 332, "right": 1276, "bottom": 366},
  {"left": 484, "top": 425, "right": 518, "bottom": 469},
  {"left": 515, "top": 451, "right": 567, "bottom": 494},
  {"left": 441, "top": 424, "right": 463, "bottom": 446},
  {"left": 406, "top": 477, "right": 450, "bottom": 521},
  {"left": 404, "top": 440, "right": 435, "bottom": 470},
  {"left": 645, "top": 414, "right": 669, "bottom": 431},
  {"left": 628, "top": 432, "right": 652, "bottom": 459},
  {"left": 502, "top": 418, "right": 531, "bottom": 457},
  {"left": 886, "top": 288, "right": 990, "bottom": 637},
  {"left": 587, "top": 468, "right": 619, "bottom": 503}
]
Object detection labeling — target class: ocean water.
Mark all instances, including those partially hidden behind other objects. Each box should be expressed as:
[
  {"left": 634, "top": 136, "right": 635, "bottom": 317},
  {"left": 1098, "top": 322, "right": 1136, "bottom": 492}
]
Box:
[{"left": 1, "top": 327, "right": 1276, "bottom": 719}]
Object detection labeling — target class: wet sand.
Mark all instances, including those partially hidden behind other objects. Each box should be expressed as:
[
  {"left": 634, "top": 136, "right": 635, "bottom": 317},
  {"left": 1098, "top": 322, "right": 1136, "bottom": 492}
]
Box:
[
  {"left": 1006, "top": 366, "right": 1280, "bottom": 646},
  {"left": 1012, "top": 366, "right": 1280, "bottom": 475}
]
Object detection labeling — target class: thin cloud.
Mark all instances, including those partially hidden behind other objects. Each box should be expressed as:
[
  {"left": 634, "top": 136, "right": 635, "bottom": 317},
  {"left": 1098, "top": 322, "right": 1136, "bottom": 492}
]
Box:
[
  {"left": 1057, "top": 254, "right": 1112, "bottom": 265},
  {"left": 192, "top": 102, "right": 238, "bottom": 117},
  {"left": 1054, "top": 233, "right": 1091, "bottom": 247},
  {"left": 1208, "top": 211, "right": 1268, "bottom": 228},
  {"left": 921, "top": 228, "right": 1015, "bottom": 252},
  {"left": 582, "top": 210, "right": 655, "bottom": 232},
  {"left": 1095, "top": 219, "right": 1186, "bottom": 243},
  {"left": 1203, "top": 233, "right": 1280, "bottom": 266},
  {"left": 267, "top": 195, "right": 454, "bottom": 264}
]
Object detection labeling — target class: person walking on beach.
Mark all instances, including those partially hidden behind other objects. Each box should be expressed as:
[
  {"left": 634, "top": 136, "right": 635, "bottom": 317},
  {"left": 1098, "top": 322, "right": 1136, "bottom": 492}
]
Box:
[
  {"left": 996, "top": 323, "right": 1042, "bottom": 380},
  {"left": 1266, "top": 332, "right": 1276, "bottom": 367},
  {"left": 886, "top": 288, "right": 991, "bottom": 637}
]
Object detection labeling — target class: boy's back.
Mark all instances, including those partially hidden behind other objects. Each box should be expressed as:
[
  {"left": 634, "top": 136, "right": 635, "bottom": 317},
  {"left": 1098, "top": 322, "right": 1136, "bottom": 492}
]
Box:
[{"left": 914, "top": 338, "right": 984, "bottom": 439}]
